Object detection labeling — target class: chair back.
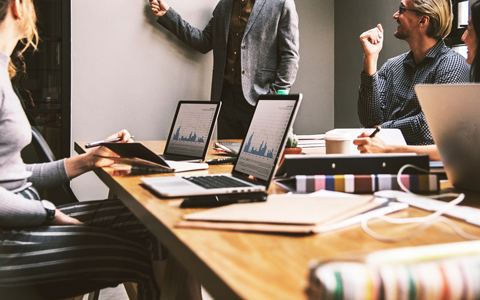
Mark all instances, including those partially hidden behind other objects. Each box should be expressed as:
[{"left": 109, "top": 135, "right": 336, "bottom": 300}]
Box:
[{"left": 24, "top": 127, "right": 79, "bottom": 204}]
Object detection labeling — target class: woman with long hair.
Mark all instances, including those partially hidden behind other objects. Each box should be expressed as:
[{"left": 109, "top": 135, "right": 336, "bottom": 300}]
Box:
[{"left": 0, "top": 1, "right": 164, "bottom": 298}]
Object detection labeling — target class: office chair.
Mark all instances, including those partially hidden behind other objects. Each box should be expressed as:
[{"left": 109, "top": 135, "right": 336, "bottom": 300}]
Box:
[
  {"left": 23, "top": 128, "right": 138, "bottom": 300},
  {"left": 23, "top": 127, "right": 79, "bottom": 204}
]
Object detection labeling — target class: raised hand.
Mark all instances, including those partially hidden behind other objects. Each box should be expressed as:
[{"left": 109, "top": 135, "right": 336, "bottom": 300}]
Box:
[{"left": 150, "top": 0, "right": 170, "bottom": 17}]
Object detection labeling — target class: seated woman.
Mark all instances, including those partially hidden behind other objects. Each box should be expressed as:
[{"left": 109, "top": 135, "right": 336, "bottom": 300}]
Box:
[
  {"left": 0, "top": 0, "right": 167, "bottom": 299},
  {"left": 354, "top": 0, "right": 480, "bottom": 161}
]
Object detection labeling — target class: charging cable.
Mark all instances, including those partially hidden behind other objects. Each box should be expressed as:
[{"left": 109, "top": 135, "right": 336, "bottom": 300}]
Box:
[{"left": 361, "top": 164, "right": 479, "bottom": 242}]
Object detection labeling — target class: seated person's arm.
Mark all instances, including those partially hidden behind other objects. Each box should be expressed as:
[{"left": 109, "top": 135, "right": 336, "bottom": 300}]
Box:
[
  {"left": 353, "top": 133, "right": 441, "bottom": 161},
  {"left": 65, "top": 130, "right": 133, "bottom": 179},
  {"left": 381, "top": 112, "right": 432, "bottom": 145},
  {"left": 0, "top": 187, "right": 46, "bottom": 227}
]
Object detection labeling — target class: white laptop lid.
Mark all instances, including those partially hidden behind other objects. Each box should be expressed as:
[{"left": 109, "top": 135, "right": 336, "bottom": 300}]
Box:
[
  {"left": 415, "top": 84, "right": 480, "bottom": 192},
  {"left": 163, "top": 101, "right": 221, "bottom": 160}
]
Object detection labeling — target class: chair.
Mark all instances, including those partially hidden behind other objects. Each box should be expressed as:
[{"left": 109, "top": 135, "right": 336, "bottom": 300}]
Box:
[
  {"left": 23, "top": 127, "right": 137, "bottom": 300},
  {"left": 24, "top": 127, "right": 79, "bottom": 204}
]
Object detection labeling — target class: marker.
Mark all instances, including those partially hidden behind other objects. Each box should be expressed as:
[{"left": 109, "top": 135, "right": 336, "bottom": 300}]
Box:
[
  {"left": 85, "top": 136, "right": 134, "bottom": 148},
  {"left": 369, "top": 127, "right": 381, "bottom": 138}
]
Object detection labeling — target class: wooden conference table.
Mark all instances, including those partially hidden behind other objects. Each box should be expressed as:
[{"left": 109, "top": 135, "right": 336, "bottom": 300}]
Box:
[{"left": 75, "top": 140, "right": 480, "bottom": 300}]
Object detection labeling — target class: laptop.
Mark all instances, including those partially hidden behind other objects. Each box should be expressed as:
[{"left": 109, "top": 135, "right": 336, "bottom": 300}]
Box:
[
  {"left": 141, "top": 94, "right": 303, "bottom": 197},
  {"left": 161, "top": 101, "right": 221, "bottom": 162},
  {"left": 415, "top": 84, "right": 480, "bottom": 193}
]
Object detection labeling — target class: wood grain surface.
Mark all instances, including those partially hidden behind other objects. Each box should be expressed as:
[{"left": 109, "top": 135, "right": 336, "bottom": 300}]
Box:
[{"left": 75, "top": 141, "right": 480, "bottom": 300}]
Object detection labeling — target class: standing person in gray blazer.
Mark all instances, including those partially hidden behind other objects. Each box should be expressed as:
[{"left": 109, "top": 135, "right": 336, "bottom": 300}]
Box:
[{"left": 149, "top": 0, "right": 300, "bottom": 139}]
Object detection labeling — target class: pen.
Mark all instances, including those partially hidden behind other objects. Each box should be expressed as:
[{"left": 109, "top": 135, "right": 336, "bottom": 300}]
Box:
[
  {"left": 85, "top": 136, "right": 134, "bottom": 148},
  {"left": 369, "top": 127, "right": 381, "bottom": 138}
]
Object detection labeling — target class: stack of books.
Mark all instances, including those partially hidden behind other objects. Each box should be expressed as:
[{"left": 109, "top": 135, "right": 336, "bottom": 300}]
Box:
[
  {"left": 307, "top": 241, "right": 480, "bottom": 300},
  {"left": 275, "top": 174, "right": 439, "bottom": 193}
]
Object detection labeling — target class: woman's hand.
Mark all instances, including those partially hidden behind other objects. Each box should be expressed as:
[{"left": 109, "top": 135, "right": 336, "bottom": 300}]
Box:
[
  {"left": 87, "top": 129, "right": 134, "bottom": 169},
  {"left": 50, "top": 210, "right": 83, "bottom": 225},
  {"left": 353, "top": 131, "right": 391, "bottom": 154},
  {"left": 65, "top": 130, "right": 134, "bottom": 179}
]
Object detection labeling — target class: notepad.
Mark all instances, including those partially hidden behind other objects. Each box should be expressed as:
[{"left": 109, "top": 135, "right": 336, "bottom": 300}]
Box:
[
  {"left": 98, "top": 142, "right": 208, "bottom": 173},
  {"left": 176, "top": 195, "right": 381, "bottom": 234}
]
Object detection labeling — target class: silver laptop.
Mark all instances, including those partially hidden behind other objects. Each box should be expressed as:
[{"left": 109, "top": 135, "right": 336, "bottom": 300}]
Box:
[
  {"left": 160, "top": 101, "right": 221, "bottom": 162},
  {"left": 415, "top": 84, "right": 480, "bottom": 193},
  {"left": 141, "top": 94, "right": 303, "bottom": 197}
]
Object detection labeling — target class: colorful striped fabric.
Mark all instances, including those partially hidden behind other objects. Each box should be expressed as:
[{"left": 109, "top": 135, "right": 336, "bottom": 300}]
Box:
[
  {"left": 293, "top": 174, "right": 438, "bottom": 194},
  {"left": 307, "top": 256, "right": 480, "bottom": 300}
]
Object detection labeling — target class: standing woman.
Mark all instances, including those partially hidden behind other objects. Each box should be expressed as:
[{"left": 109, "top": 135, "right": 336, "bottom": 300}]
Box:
[{"left": 0, "top": 0, "right": 163, "bottom": 299}]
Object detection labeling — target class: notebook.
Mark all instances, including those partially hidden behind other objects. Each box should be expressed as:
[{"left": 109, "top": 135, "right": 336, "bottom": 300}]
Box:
[
  {"left": 99, "top": 142, "right": 208, "bottom": 173},
  {"left": 415, "top": 84, "right": 480, "bottom": 193},
  {"left": 161, "top": 101, "right": 221, "bottom": 162},
  {"left": 176, "top": 194, "right": 381, "bottom": 234},
  {"left": 141, "top": 94, "right": 303, "bottom": 197}
]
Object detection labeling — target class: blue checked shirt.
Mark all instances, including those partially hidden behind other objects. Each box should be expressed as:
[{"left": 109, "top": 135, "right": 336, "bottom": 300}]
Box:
[{"left": 358, "top": 40, "right": 470, "bottom": 145}]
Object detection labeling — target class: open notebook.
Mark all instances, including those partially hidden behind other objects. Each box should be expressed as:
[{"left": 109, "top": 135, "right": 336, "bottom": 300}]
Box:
[{"left": 98, "top": 142, "right": 208, "bottom": 173}]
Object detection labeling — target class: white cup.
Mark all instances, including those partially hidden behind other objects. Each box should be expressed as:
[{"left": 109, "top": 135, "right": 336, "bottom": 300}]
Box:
[{"left": 324, "top": 132, "right": 352, "bottom": 154}]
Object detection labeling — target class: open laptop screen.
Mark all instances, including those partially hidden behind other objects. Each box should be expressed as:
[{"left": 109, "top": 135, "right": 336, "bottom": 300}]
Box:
[
  {"left": 233, "top": 98, "right": 299, "bottom": 182},
  {"left": 164, "top": 101, "right": 221, "bottom": 159}
]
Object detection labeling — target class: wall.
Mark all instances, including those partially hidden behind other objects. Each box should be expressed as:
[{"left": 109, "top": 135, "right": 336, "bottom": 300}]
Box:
[
  {"left": 71, "top": 0, "right": 334, "bottom": 200},
  {"left": 334, "top": 0, "right": 409, "bottom": 128}
]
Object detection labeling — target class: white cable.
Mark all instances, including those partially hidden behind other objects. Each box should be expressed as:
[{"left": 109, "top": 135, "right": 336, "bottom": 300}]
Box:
[
  {"left": 362, "top": 164, "right": 480, "bottom": 242},
  {"left": 396, "top": 164, "right": 429, "bottom": 194}
]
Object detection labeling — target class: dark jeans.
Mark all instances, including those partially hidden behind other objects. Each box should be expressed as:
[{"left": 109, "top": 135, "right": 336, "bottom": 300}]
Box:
[{"left": 218, "top": 83, "right": 256, "bottom": 139}]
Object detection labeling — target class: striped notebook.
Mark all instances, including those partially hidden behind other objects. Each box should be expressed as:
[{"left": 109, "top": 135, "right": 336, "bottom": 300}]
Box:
[{"left": 278, "top": 174, "right": 439, "bottom": 193}]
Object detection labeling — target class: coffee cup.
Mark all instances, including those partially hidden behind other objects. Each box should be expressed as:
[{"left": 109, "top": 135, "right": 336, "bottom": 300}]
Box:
[{"left": 324, "top": 132, "right": 352, "bottom": 154}]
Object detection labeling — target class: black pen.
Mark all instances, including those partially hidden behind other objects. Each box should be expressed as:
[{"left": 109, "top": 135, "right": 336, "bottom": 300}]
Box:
[
  {"left": 369, "top": 127, "right": 381, "bottom": 138},
  {"left": 85, "top": 136, "right": 134, "bottom": 148}
]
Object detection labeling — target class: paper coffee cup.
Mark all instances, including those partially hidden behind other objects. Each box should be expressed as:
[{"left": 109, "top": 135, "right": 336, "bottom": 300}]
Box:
[{"left": 324, "top": 132, "right": 352, "bottom": 154}]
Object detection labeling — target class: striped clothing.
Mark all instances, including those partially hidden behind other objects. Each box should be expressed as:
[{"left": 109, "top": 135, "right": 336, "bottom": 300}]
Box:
[
  {"left": 0, "top": 192, "right": 161, "bottom": 300},
  {"left": 358, "top": 40, "right": 470, "bottom": 145}
]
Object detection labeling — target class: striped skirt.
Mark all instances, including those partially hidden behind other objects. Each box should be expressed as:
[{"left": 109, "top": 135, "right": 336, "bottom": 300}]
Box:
[{"left": 0, "top": 186, "right": 161, "bottom": 300}]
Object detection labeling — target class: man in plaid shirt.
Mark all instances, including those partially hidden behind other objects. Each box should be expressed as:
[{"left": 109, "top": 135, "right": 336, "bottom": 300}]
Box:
[{"left": 358, "top": 0, "right": 469, "bottom": 145}]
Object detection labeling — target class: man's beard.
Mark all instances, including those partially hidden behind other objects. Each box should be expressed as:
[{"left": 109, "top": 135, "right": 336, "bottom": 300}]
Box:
[
  {"left": 394, "top": 30, "right": 408, "bottom": 39},
  {"left": 394, "top": 23, "right": 408, "bottom": 40}
]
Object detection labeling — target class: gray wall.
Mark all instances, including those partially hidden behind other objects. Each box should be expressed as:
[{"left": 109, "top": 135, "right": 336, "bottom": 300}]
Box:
[
  {"left": 334, "top": 0, "right": 409, "bottom": 128},
  {"left": 70, "top": 0, "right": 334, "bottom": 200}
]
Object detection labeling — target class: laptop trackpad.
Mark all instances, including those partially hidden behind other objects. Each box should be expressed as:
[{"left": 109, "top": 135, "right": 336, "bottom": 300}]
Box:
[{"left": 144, "top": 177, "right": 203, "bottom": 192}]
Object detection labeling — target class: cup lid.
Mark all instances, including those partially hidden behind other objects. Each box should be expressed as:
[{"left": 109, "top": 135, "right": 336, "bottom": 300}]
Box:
[{"left": 324, "top": 131, "right": 351, "bottom": 141}]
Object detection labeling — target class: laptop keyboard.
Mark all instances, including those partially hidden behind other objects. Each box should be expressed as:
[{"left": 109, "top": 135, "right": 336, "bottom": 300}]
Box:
[{"left": 183, "top": 176, "right": 251, "bottom": 189}]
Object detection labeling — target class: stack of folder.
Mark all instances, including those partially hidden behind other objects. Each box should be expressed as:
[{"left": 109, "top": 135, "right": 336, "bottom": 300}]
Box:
[
  {"left": 176, "top": 194, "right": 385, "bottom": 234},
  {"left": 276, "top": 174, "right": 439, "bottom": 194}
]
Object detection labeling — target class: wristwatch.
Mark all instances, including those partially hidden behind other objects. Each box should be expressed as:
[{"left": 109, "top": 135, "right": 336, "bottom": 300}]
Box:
[{"left": 41, "top": 200, "right": 56, "bottom": 223}]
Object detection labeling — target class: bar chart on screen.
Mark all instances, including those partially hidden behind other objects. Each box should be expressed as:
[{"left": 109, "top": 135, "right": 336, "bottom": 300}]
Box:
[
  {"left": 235, "top": 100, "right": 296, "bottom": 180},
  {"left": 167, "top": 103, "right": 217, "bottom": 156}
]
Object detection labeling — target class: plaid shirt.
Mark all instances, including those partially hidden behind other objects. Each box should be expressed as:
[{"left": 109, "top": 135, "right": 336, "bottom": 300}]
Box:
[{"left": 358, "top": 40, "right": 470, "bottom": 145}]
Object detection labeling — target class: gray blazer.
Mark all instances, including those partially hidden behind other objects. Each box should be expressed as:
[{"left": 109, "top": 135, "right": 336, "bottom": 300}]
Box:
[{"left": 157, "top": 0, "right": 299, "bottom": 105}]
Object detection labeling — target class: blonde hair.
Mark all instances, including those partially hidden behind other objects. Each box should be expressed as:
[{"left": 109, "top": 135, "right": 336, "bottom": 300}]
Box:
[
  {"left": 412, "top": 0, "right": 453, "bottom": 40},
  {"left": 3, "top": 0, "right": 38, "bottom": 78}
]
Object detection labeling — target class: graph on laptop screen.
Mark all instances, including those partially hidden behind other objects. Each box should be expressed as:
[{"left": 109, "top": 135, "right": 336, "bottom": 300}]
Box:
[
  {"left": 167, "top": 103, "right": 218, "bottom": 157},
  {"left": 234, "top": 100, "right": 296, "bottom": 181}
]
